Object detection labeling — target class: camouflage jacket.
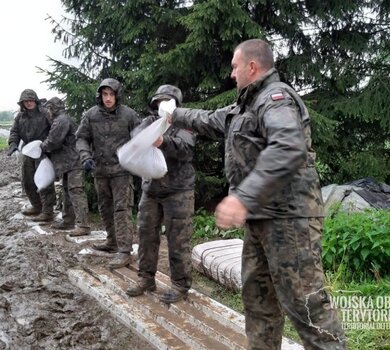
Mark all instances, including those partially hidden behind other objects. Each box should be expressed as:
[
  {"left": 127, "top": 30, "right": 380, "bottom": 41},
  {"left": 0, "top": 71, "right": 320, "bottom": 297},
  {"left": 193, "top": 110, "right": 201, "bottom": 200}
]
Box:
[
  {"left": 41, "top": 106, "right": 82, "bottom": 177},
  {"left": 172, "top": 68, "right": 324, "bottom": 219},
  {"left": 8, "top": 106, "right": 50, "bottom": 150},
  {"left": 76, "top": 104, "right": 140, "bottom": 177},
  {"left": 139, "top": 115, "right": 196, "bottom": 197}
]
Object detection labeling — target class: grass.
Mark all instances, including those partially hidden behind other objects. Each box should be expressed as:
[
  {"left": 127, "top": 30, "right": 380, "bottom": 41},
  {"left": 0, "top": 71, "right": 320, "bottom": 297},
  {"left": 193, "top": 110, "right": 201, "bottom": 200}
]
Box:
[
  {"left": 0, "top": 122, "right": 12, "bottom": 129},
  {"left": 0, "top": 137, "right": 8, "bottom": 150}
]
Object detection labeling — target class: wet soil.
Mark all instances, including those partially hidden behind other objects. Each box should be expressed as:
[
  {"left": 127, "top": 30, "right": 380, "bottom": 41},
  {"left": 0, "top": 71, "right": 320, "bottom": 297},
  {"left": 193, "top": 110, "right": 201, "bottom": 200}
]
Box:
[{"left": 0, "top": 149, "right": 164, "bottom": 350}]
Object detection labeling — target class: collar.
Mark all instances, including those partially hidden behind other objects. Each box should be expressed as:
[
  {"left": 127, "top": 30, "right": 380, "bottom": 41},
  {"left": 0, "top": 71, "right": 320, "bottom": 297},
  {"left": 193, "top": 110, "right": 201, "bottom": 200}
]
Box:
[{"left": 237, "top": 68, "right": 280, "bottom": 106}]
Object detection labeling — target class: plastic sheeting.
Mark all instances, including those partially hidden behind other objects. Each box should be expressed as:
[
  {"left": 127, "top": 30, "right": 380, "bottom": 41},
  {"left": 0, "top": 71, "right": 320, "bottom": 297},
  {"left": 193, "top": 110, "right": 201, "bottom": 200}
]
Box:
[
  {"left": 321, "top": 178, "right": 390, "bottom": 213},
  {"left": 192, "top": 239, "right": 243, "bottom": 291}
]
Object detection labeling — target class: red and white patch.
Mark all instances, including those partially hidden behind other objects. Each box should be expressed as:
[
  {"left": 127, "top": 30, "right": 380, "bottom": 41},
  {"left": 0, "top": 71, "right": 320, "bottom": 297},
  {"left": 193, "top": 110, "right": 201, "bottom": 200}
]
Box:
[{"left": 271, "top": 92, "right": 285, "bottom": 101}]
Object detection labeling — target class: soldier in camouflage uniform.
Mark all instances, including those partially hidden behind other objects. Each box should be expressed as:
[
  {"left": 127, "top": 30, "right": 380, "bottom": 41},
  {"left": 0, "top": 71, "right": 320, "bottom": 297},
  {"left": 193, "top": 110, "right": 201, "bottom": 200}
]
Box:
[
  {"left": 76, "top": 78, "right": 140, "bottom": 269},
  {"left": 7, "top": 89, "right": 56, "bottom": 221},
  {"left": 126, "top": 85, "right": 196, "bottom": 304},
  {"left": 41, "top": 97, "right": 90, "bottom": 236},
  {"left": 163, "top": 40, "right": 346, "bottom": 349}
]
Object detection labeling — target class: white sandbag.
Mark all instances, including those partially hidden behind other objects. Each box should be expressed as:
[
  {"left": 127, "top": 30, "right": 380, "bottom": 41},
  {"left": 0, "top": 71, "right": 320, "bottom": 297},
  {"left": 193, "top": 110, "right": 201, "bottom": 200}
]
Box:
[
  {"left": 122, "top": 146, "right": 167, "bottom": 179},
  {"left": 22, "top": 140, "right": 42, "bottom": 159},
  {"left": 118, "top": 116, "right": 170, "bottom": 179},
  {"left": 158, "top": 98, "right": 176, "bottom": 118},
  {"left": 34, "top": 157, "right": 55, "bottom": 191},
  {"left": 192, "top": 239, "right": 243, "bottom": 291}
]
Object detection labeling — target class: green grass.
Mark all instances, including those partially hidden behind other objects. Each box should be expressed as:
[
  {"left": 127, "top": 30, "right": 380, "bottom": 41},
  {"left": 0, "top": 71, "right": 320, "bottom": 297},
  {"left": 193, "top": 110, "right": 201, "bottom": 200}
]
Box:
[
  {"left": 0, "top": 137, "right": 8, "bottom": 150},
  {"left": 0, "top": 122, "right": 12, "bottom": 129}
]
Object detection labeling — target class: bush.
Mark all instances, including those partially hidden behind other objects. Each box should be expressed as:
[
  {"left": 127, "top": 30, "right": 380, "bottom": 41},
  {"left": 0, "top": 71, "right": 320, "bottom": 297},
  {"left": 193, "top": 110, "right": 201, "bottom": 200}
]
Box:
[
  {"left": 192, "top": 208, "right": 244, "bottom": 245},
  {"left": 322, "top": 209, "right": 390, "bottom": 281}
]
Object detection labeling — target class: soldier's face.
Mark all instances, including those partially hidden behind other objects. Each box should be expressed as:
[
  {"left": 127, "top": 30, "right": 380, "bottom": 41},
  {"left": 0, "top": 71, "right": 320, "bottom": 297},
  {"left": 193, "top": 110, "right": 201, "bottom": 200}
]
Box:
[
  {"left": 23, "top": 100, "right": 36, "bottom": 110},
  {"left": 231, "top": 49, "right": 251, "bottom": 89},
  {"left": 101, "top": 87, "right": 116, "bottom": 109}
]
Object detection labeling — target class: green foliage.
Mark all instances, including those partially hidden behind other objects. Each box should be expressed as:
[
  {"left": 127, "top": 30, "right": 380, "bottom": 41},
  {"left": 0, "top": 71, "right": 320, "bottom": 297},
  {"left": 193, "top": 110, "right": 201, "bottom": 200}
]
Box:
[
  {"left": 0, "top": 137, "right": 7, "bottom": 150},
  {"left": 322, "top": 209, "right": 390, "bottom": 281},
  {"left": 43, "top": 0, "right": 390, "bottom": 201},
  {"left": 194, "top": 139, "right": 227, "bottom": 210},
  {"left": 38, "top": 60, "right": 97, "bottom": 123},
  {"left": 0, "top": 111, "right": 13, "bottom": 122},
  {"left": 192, "top": 208, "right": 244, "bottom": 245}
]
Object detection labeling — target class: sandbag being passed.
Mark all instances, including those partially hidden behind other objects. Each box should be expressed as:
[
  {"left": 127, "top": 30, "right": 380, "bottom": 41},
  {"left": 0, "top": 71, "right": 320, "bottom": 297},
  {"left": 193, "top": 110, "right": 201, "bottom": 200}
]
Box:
[
  {"left": 22, "top": 140, "right": 42, "bottom": 159},
  {"left": 34, "top": 157, "right": 55, "bottom": 192},
  {"left": 118, "top": 116, "right": 170, "bottom": 179}
]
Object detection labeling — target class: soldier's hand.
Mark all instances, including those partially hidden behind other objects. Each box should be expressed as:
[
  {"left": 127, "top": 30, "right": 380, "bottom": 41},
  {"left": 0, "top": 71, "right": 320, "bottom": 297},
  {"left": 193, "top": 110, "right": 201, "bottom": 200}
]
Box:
[
  {"left": 7, "top": 146, "right": 18, "bottom": 157},
  {"left": 83, "top": 159, "right": 96, "bottom": 173},
  {"left": 215, "top": 195, "right": 247, "bottom": 229},
  {"left": 153, "top": 136, "right": 164, "bottom": 147}
]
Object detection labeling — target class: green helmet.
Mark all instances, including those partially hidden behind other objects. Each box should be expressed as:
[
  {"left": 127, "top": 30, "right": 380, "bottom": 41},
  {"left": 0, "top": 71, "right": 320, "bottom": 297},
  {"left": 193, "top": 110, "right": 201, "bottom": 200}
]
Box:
[
  {"left": 18, "top": 89, "right": 39, "bottom": 105},
  {"left": 45, "top": 97, "right": 65, "bottom": 116},
  {"left": 96, "top": 78, "right": 123, "bottom": 105},
  {"left": 149, "top": 84, "right": 183, "bottom": 110}
]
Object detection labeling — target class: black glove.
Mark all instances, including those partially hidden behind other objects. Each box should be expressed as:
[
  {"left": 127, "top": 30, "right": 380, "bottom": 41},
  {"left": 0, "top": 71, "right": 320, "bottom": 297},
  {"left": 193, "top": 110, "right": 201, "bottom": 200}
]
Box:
[
  {"left": 7, "top": 146, "right": 18, "bottom": 156},
  {"left": 83, "top": 159, "right": 96, "bottom": 173}
]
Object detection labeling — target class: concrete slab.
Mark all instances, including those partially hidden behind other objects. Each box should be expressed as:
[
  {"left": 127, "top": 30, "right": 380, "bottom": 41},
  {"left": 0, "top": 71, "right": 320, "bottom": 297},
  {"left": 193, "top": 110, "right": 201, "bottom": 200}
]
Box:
[
  {"left": 66, "top": 230, "right": 107, "bottom": 244},
  {"left": 68, "top": 269, "right": 190, "bottom": 350},
  {"left": 69, "top": 265, "right": 304, "bottom": 350}
]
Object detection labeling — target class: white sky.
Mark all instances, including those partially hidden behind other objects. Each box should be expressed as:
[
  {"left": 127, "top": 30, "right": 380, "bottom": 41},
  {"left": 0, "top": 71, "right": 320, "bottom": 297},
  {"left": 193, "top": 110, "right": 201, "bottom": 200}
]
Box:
[{"left": 0, "top": 0, "right": 72, "bottom": 112}]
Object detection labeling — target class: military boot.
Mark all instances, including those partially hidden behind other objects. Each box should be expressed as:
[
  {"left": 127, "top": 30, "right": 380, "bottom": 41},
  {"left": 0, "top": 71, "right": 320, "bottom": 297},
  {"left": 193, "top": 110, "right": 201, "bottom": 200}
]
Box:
[
  {"left": 108, "top": 253, "right": 132, "bottom": 269},
  {"left": 126, "top": 278, "right": 156, "bottom": 297},
  {"left": 52, "top": 221, "right": 75, "bottom": 230},
  {"left": 159, "top": 287, "right": 188, "bottom": 304},
  {"left": 68, "top": 225, "right": 91, "bottom": 237},
  {"left": 92, "top": 241, "right": 117, "bottom": 253},
  {"left": 22, "top": 206, "right": 42, "bottom": 216},
  {"left": 31, "top": 212, "right": 55, "bottom": 222}
]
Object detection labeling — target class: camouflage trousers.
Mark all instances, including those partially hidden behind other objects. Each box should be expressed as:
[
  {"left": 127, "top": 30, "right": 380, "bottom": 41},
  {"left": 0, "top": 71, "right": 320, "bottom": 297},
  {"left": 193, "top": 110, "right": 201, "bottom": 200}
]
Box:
[
  {"left": 137, "top": 190, "right": 194, "bottom": 291},
  {"left": 95, "top": 175, "right": 134, "bottom": 253},
  {"left": 61, "top": 169, "right": 89, "bottom": 227},
  {"left": 22, "top": 155, "right": 55, "bottom": 214},
  {"left": 242, "top": 218, "right": 347, "bottom": 350}
]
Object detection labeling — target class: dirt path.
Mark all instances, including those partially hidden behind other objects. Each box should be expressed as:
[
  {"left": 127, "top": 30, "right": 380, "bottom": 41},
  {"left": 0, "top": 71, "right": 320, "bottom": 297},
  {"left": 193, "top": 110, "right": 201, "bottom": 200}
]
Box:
[{"left": 0, "top": 149, "right": 157, "bottom": 350}]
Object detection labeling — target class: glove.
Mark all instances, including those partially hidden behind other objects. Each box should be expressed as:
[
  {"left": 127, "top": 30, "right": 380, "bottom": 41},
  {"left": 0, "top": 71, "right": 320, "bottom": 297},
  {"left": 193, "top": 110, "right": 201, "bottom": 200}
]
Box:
[
  {"left": 7, "top": 146, "right": 18, "bottom": 156},
  {"left": 158, "top": 99, "right": 176, "bottom": 119},
  {"left": 83, "top": 159, "right": 96, "bottom": 173}
]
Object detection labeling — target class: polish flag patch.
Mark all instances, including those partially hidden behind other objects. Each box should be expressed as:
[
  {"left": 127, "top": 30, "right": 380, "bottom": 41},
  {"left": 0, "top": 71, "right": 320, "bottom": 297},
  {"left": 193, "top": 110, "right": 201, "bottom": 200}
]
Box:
[{"left": 271, "top": 92, "right": 285, "bottom": 101}]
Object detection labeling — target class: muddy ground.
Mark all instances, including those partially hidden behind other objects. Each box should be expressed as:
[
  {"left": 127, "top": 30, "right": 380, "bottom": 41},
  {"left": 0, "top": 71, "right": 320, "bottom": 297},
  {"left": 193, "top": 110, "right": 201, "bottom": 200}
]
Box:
[{"left": 0, "top": 149, "right": 177, "bottom": 350}]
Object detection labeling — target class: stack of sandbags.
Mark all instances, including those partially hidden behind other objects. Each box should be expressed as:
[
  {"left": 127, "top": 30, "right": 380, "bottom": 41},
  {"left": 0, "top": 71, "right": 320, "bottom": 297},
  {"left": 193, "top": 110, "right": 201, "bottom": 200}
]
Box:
[{"left": 192, "top": 239, "right": 243, "bottom": 291}]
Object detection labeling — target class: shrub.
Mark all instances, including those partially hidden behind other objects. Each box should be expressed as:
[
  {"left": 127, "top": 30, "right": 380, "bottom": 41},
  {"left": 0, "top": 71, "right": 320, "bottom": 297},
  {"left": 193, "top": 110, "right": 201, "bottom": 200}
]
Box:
[
  {"left": 192, "top": 208, "right": 244, "bottom": 245},
  {"left": 322, "top": 209, "right": 390, "bottom": 281}
]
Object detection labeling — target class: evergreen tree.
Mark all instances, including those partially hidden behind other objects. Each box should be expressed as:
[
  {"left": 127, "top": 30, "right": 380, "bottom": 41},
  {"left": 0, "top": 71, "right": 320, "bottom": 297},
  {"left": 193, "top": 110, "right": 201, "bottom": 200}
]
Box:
[{"left": 40, "top": 0, "right": 390, "bottom": 203}]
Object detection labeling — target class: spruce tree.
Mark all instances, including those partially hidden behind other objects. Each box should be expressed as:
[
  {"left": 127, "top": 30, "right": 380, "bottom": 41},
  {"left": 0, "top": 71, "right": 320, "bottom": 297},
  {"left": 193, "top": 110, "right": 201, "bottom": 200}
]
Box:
[{"left": 40, "top": 0, "right": 390, "bottom": 194}]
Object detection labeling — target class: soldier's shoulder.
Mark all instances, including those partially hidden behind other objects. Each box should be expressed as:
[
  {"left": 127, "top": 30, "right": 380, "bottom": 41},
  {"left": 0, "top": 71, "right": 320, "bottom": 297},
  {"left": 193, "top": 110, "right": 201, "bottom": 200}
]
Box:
[
  {"left": 263, "top": 83, "right": 295, "bottom": 106},
  {"left": 82, "top": 105, "right": 99, "bottom": 118},
  {"left": 120, "top": 104, "right": 137, "bottom": 113},
  {"left": 14, "top": 111, "right": 23, "bottom": 120},
  {"left": 87, "top": 105, "right": 100, "bottom": 113},
  {"left": 120, "top": 105, "right": 140, "bottom": 119}
]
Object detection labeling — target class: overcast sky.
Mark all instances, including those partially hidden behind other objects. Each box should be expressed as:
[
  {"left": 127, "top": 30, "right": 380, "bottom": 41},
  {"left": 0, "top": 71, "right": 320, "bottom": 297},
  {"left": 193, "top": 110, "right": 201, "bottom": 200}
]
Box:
[{"left": 0, "top": 0, "right": 71, "bottom": 111}]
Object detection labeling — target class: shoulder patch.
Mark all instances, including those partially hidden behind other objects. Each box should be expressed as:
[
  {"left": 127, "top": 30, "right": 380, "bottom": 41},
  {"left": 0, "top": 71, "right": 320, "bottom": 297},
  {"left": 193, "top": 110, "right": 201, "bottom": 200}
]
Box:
[{"left": 270, "top": 92, "right": 285, "bottom": 101}]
